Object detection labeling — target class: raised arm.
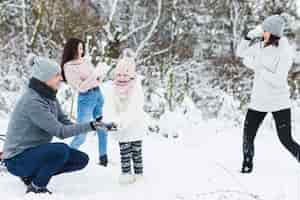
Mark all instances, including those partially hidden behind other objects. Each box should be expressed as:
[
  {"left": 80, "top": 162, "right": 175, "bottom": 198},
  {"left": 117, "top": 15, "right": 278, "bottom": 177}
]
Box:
[
  {"left": 236, "top": 39, "right": 261, "bottom": 71},
  {"left": 236, "top": 25, "right": 264, "bottom": 71},
  {"left": 64, "top": 61, "right": 101, "bottom": 93}
]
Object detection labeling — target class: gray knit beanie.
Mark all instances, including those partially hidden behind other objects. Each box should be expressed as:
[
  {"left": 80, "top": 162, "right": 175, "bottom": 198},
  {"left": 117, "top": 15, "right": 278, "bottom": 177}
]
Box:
[
  {"left": 26, "top": 54, "right": 61, "bottom": 82},
  {"left": 262, "top": 15, "right": 285, "bottom": 37}
]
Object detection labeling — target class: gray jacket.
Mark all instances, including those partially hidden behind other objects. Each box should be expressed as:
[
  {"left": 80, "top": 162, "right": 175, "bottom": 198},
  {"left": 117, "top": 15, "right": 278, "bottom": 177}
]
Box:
[{"left": 3, "top": 87, "right": 93, "bottom": 159}]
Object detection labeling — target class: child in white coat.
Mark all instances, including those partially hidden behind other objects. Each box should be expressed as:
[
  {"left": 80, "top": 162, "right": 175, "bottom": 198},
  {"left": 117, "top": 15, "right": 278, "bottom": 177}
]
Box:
[{"left": 104, "top": 49, "right": 146, "bottom": 184}]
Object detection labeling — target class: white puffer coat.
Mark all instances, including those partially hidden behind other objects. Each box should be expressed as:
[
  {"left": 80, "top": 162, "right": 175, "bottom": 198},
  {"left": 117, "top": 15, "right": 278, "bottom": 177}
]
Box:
[
  {"left": 103, "top": 76, "right": 147, "bottom": 142},
  {"left": 236, "top": 37, "right": 294, "bottom": 112}
]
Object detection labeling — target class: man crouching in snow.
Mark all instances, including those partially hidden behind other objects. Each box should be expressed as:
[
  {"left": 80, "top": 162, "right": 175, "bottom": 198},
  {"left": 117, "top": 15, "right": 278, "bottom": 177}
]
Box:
[{"left": 2, "top": 54, "right": 114, "bottom": 194}]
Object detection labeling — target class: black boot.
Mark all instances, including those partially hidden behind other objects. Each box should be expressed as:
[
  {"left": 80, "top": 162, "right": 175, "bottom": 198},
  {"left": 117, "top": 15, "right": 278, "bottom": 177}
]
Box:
[
  {"left": 241, "top": 156, "right": 253, "bottom": 173},
  {"left": 99, "top": 155, "right": 108, "bottom": 167},
  {"left": 20, "top": 177, "right": 32, "bottom": 186},
  {"left": 26, "top": 183, "right": 52, "bottom": 194}
]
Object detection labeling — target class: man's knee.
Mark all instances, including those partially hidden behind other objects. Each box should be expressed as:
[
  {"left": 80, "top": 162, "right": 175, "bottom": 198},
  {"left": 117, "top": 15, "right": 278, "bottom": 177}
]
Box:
[
  {"left": 71, "top": 150, "right": 89, "bottom": 169},
  {"left": 49, "top": 143, "right": 70, "bottom": 161},
  {"left": 80, "top": 152, "right": 89, "bottom": 168}
]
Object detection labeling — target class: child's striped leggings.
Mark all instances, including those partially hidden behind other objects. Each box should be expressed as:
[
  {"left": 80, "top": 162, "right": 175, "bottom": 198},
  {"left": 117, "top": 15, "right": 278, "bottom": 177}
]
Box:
[{"left": 119, "top": 141, "right": 143, "bottom": 174}]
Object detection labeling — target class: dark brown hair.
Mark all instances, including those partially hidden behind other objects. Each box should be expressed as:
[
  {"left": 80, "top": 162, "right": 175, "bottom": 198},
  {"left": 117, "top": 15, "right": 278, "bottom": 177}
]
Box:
[
  {"left": 264, "top": 34, "right": 280, "bottom": 48},
  {"left": 61, "top": 38, "right": 85, "bottom": 82}
]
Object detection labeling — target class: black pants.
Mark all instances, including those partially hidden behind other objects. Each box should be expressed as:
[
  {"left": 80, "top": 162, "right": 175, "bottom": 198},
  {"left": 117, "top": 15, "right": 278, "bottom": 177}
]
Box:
[
  {"left": 119, "top": 141, "right": 143, "bottom": 175},
  {"left": 243, "top": 108, "right": 300, "bottom": 162}
]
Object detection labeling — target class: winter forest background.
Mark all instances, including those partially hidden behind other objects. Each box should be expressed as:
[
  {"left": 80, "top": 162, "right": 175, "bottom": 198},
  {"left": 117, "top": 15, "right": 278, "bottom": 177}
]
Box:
[
  {"left": 1, "top": 0, "right": 300, "bottom": 130},
  {"left": 1, "top": 1, "right": 300, "bottom": 199}
]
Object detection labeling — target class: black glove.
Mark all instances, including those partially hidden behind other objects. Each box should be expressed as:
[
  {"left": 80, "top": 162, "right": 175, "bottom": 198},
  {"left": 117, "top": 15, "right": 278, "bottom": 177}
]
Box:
[
  {"left": 105, "top": 122, "right": 118, "bottom": 131},
  {"left": 90, "top": 120, "right": 106, "bottom": 131},
  {"left": 95, "top": 116, "right": 103, "bottom": 122},
  {"left": 91, "top": 116, "right": 118, "bottom": 131}
]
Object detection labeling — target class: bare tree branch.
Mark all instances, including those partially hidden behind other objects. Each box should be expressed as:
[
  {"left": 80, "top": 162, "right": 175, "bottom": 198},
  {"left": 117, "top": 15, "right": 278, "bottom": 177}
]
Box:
[
  {"left": 22, "top": 0, "right": 28, "bottom": 54},
  {"left": 120, "top": 20, "right": 153, "bottom": 42},
  {"left": 137, "top": 47, "right": 171, "bottom": 65},
  {"left": 30, "top": 1, "right": 44, "bottom": 48},
  {"left": 104, "top": 0, "right": 119, "bottom": 41},
  {"left": 0, "top": 0, "right": 17, "bottom": 8},
  {"left": 135, "top": 0, "right": 162, "bottom": 58}
]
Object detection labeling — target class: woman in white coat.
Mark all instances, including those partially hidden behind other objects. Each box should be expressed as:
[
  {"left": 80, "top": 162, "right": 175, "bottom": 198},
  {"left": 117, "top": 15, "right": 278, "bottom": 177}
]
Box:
[
  {"left": 104, "top": 49, "right": 146, "bottom": 184},
  {"left": 236, "top": 15, "right": 300, "bottom": 173}
]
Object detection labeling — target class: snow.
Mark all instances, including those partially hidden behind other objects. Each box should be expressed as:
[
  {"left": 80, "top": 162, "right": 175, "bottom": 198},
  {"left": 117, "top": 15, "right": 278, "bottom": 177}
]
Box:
[
  {"left": 0, "top": 112, "right": 300, "bottom": 199},
  {"left": 0, "top": 82, "right": 300, "bottom": 200}
]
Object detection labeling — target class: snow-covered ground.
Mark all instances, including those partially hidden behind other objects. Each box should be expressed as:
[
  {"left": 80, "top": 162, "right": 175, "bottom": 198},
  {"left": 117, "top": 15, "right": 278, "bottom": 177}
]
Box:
[
  {"left": 0, "top": 115, "right": 300, "bottom": 200},
  {"left": 0, "top": 82, "right": 300, "bottom": 199}
]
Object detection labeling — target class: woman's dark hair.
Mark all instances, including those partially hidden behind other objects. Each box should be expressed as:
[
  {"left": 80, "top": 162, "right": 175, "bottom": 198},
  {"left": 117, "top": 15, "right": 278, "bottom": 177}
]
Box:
[
  {"left": 264, "top": 34, "right": 280, "bottom": 48},
  {"left": 61, "top": 38, "right": 85, "bottom": 82}
]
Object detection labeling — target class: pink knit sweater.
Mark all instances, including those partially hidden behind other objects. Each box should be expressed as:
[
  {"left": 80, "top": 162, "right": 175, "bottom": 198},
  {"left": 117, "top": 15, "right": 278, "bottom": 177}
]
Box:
[{"left": 64, "top": 59, "right": 103, "bottom": 93}]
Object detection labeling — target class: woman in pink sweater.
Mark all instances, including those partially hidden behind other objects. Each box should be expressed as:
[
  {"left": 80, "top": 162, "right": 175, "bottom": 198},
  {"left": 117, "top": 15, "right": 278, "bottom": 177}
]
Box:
[{"left": 61, "top": 38, "right": 108, "bottom": 167}]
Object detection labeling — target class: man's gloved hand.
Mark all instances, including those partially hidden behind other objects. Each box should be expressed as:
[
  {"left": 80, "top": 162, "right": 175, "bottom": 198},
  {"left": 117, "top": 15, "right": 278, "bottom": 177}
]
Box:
[
  {"left": 91, "top": 116, "right": 118, "bottom": 131},
  {"left": 247, "top": 25, "right": 264, "bottom": 39},
  {"left": 90, "top": 120, "right": 106, "bottom": 131}
]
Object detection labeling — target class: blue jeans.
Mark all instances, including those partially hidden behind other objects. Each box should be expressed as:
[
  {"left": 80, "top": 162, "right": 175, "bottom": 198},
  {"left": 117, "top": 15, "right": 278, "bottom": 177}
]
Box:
[
  {"left": 4, "top": 143, "right": 89, "bottom": 187},
  {"left": 70, "top": 87, "right": 107, "bottom": 159}
]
